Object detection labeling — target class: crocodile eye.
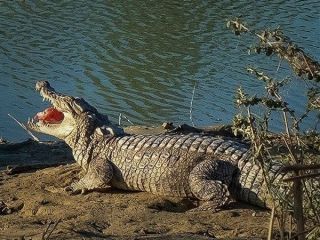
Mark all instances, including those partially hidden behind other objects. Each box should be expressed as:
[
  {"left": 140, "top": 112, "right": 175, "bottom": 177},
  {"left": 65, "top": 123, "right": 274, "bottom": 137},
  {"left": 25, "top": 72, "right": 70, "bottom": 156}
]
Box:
[
  {"left": 73, "top": 98, "right": 87, "bottom": 112},
  {"left": 73, "top": 97, "right": 98, "bottom": 114}
]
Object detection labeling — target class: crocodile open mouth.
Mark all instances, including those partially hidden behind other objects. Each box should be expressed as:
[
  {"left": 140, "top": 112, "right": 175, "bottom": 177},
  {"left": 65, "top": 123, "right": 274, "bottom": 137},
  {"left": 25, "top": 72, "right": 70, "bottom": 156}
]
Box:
[
  {"left": 27, "top": 81, "right": 66, "bottom": 128},
  {"left": 34, "top": 107, "right": 64, "bottom": 124},
  {"left": 27, "top": 106, "right": 64, "bottom": 130}
]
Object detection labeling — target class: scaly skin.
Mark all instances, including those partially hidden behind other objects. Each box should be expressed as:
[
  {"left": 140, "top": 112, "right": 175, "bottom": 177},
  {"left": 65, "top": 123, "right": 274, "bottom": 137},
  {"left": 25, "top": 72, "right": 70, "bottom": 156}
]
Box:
[
  {"left": 68, "top": 128, "right": 287, "bottom": 209},
  {"left": 27, "top": 81, "right": 288, "bottom": 211}
]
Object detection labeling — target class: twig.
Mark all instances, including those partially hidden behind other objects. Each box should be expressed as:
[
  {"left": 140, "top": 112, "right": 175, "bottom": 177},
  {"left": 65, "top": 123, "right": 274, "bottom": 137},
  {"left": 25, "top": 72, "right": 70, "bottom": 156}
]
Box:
[
  {"left": 122, "top": 114, "right": 134, "bottom": 125},
  {"left": 305, "top": 224, "right": 320, "bottom": 239},
  {"left": 277, "top": 210, "right": 286, "bottom": 240},
  {"left": 267, "top": 206, "right": 275, "bottom": 240},
  {"left": 227, "top": 18, "right": 320, "bottom": 81},
  {"left": 282, "top": 136, "right": 297, "bottom": 164},
  {"left": 245, "top": 107, "right": 281, "bottom": 239},
  {"left": 280, "top": 164, "right": 320, "bottom": 172},
  {"left": 302, "top": 54, "right": 314, "bottom": 78},
  {"left": 189, "top": 82, "right": 197, "bottom": 127},
  {"left": 281, "top": 110, "right": 292, "bottom": 143},
  {"left": 247, "top": 107, "right": 257, "bottom": 143},
  {"left": 289, "top": 214, "right": 293, "bottom": 239},
  {"left": 276, "top": 59, "right": 282, "bottom": 73},
  {"left": 118, "top": 113, "right": 133, "bottom": 126},
  {"left": 42, "top": 219, "right": 61, "bottom": 240},
  {"left": 46, "top": 219, "right": 61, "bottom": 239},
  {"left": 8, "top": 114, "right": 39, "bottom": 142},
  {"left": 42, "top": 221, "right": 53, "bottom": 240},
  {"left": 283, "top": 172, "right": 320, "bottom": 182},
  {"left": 118, "top": 113, "right": 122, "bottom": 126},
  {"left": 290, "top": 225, "right": 318, "bottom": 240},
  {"left": 302, "top": 181, "right": 320, "bottom": 224},
  {"left": 293, "top": 172, "right": 305, "bottom": 240}
]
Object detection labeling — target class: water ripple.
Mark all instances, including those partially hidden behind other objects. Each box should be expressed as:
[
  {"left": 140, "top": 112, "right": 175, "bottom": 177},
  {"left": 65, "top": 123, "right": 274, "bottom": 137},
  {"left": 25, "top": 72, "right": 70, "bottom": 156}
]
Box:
[{"left": 0, "top": 0, "right": 319, "bottom": 140}]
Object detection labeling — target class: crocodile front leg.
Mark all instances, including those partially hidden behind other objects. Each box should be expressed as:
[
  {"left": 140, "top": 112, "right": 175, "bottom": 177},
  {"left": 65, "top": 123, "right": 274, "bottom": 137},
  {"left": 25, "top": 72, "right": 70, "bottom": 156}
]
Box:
[
  {"left": 66, "top": 158, "right": 113, "bottom": 194},
  {"left": 189, "top": 159, "right": 236, "bottom": 212}
]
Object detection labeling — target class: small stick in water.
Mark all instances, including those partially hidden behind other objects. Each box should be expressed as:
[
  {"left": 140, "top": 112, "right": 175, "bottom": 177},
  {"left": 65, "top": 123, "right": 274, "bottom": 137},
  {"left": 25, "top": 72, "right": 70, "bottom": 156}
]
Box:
[
  {"left": 122, "top": 114, "right": 134, "bottom": 125},
  {"left": 189, "top": 82, "right": 197, "bottom": 127},
  {"left": 118, "top": 113, "right": 122, "bottom": 126},
  {"left": 119, "top": 113, "right": 134, "bottom": 126},
  {"left": 8, "top": 114, "right": 39, "bottom": 142}
]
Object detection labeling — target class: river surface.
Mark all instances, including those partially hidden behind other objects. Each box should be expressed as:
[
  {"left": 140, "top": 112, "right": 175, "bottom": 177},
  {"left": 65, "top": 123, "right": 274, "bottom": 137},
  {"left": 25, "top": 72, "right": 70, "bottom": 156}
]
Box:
[{"left": 0, "top": 0, "right": 319, "bottom": 141}]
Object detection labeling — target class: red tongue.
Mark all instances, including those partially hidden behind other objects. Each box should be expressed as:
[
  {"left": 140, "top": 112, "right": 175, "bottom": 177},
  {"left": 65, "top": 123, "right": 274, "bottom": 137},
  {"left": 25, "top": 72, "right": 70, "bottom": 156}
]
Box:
[{"left": 35, "top": 107, "right": 64, "bottom": 123}]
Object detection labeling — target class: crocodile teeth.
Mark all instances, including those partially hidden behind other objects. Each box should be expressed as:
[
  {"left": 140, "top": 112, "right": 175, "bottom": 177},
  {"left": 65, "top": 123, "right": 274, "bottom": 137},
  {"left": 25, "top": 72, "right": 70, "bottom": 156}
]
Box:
[{"left": 42, "top": 96, "right": 51, "bottom": 102}]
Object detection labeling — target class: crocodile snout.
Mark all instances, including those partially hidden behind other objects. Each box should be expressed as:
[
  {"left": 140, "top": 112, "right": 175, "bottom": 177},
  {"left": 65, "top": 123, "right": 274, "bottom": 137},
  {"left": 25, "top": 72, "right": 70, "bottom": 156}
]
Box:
[{"left": 35, "top": 81, "right": 51, "bottom": 91}]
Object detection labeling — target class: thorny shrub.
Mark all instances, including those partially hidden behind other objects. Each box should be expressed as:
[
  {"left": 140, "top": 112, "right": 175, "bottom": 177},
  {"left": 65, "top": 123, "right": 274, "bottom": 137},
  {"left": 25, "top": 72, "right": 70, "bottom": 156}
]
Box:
[{"left": 227, "top": 18, "right": 320, "bottom": 239}]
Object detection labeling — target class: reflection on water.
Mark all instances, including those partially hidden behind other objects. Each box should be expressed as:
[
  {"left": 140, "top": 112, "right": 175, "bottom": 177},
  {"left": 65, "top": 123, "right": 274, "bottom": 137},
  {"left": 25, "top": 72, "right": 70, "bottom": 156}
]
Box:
[{"left": 0, "top": 0, "right": 319, "bottom": 140}]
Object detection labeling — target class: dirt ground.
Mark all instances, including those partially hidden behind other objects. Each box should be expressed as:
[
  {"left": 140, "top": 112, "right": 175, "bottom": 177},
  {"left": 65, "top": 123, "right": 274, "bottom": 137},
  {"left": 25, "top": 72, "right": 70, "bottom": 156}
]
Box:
[
  {"left": 0, "top": 164, "right": 271, "bottom": 240},
  {"left": 0, "top": 125, "right": 272, "bottom": 240}
]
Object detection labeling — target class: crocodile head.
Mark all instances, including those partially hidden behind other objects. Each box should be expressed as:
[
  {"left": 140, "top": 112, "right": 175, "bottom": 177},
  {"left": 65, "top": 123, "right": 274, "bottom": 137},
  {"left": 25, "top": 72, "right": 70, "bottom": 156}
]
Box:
[{"left": 27, "top": 81, "right": 124, "bottom": 140}]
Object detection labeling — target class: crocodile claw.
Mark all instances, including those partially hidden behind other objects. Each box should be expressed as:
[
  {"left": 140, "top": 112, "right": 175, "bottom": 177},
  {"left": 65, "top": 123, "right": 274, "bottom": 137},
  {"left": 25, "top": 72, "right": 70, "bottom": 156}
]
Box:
[
  {"left": 64, "top": 180, "right": 109, "bottom": 195},
  {"left": 64, "top": 185, "right": 88, "bottom": 195},
  {"left": 188, "top": 202, "right": 222, "bottom": 213}
]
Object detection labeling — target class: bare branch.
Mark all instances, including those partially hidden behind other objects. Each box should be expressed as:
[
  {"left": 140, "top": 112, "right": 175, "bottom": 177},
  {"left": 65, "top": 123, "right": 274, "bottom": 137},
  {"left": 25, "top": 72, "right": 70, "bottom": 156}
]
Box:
[{"left": 8, "top": 114, "right": 39, "bottom": 142}]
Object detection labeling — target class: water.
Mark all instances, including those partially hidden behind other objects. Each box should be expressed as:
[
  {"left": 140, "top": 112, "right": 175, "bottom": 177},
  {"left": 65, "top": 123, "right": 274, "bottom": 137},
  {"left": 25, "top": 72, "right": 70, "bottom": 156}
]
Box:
[{"left": 0, "top": 0, "right": 319, "bottom": 141}]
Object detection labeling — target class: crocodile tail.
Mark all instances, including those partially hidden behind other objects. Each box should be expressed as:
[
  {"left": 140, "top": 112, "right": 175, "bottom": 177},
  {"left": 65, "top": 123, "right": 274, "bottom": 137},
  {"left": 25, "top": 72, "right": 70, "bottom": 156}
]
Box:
[{"left": 231, "top": 154, "right": 291, "bottom": 209}]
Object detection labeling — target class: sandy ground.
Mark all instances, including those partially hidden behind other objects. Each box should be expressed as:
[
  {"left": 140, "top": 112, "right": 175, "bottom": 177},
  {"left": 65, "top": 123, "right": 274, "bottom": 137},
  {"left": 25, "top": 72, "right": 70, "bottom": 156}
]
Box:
[
  {"left": 0, "top": 125, "right": 273, "bottom": 239},
  {"left": 0, "top": 164, "right": 271, "bottom": 240}
]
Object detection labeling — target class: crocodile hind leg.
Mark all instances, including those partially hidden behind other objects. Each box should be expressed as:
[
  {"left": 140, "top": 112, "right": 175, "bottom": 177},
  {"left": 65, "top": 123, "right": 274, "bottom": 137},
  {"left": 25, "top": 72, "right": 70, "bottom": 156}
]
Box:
[
  {"left": 66, "top": 158, "right": 113, "bottom": 194},
  {"left": 189, "top": 159, "right": 236, "bottom": 212}
]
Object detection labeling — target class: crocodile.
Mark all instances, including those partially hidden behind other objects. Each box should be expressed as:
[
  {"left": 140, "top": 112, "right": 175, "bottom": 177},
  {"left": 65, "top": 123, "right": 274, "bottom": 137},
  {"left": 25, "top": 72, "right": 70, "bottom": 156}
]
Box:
[{"left": 27, "top": 81, "right": 288, "bottom": 211}]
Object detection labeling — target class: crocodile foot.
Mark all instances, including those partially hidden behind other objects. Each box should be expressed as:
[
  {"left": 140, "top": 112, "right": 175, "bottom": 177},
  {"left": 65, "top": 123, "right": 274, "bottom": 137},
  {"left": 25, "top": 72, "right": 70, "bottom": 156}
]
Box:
[
  {"left": 64, "top": 158, "right": 113, "bottom": 195},
  {"left": 188, "top": 199, "right": 231, "bottom": 213},
  {"left": 64, "top": 176, "right": 108, "bottom": 195},
  {"left": 64, "top": 184, "right": 87, "bottom": 195}
]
